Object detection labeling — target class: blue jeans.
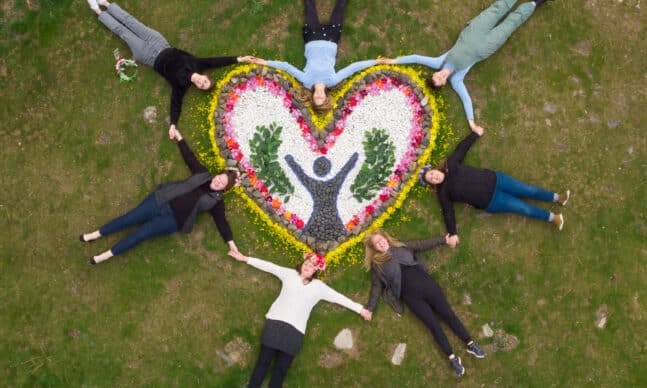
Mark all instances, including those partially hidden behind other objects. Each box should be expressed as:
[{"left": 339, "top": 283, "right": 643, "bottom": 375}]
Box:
[
  {"left": 485, "top": 171, "right": 555, "bottom": 221},
  {"left": 99, "top": 193, "right": 179, "bottom": 255}
]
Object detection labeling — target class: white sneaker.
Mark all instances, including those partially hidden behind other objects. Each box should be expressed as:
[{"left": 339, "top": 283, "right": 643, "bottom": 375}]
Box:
[{"left": 87, "top": 0, "right": 99, "bottom": 11}]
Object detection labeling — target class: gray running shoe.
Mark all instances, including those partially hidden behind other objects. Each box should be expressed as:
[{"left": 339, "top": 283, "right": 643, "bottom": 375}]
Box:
[
  {"left": 450, "top": 356, "right": 465, "bottom": 377},
  {"left": 467, "top": 342, "right": 486, "bottom": 358}
]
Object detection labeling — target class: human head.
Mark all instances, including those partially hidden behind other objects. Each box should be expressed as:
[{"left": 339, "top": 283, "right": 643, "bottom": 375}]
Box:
[
  {"left": 310, "top": 84, "right": 333, "bottom": 114},
  {"left": 418, "top": 164, "right": 445, "bottom": 186},
  {"left": 362, "top": 229, "right": 405, "bottom": 270},
  {"left": 191, "top": 73, "right": 214, "bottom": 90},
  {"left": 296, "top": 252, "right": 326, "bottom": 281},
  {"left": 210, "top": 169, "right": 239, "bottom": 192},
  {"left": 429, "top": 69, "right": 451, "bottom": 88}
]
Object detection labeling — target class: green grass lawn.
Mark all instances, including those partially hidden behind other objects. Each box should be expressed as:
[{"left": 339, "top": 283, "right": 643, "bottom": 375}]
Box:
[{"left": 1, "top": 0, "right": 645, "bottom": 386}]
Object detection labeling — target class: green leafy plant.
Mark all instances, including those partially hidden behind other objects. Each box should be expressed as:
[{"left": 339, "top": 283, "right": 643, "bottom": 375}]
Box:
[
  {"left": 351, "top": 128, "right": 396, "bottom": 201},
  {"left": 249, "top": 122, "right": 295, "bottom": 202}
]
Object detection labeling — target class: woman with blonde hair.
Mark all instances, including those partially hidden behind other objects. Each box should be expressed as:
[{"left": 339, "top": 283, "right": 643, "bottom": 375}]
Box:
[
  {"left": 363, "top": 229, "right": 484, "bottom": 377},
  {"left": 248, "top": 0, "right": 386, "bottom": 114}
]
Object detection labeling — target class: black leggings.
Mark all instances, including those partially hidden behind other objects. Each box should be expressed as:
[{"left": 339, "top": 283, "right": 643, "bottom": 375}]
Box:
[
  {"left": 400, "top": 266, "right": 472, "bottom": 356},
  {"left": 248, "top": 345, "right": 295, "bottom": 388},
  {"left": 302, "top": 0, "right": 347, "bottom": 43}
]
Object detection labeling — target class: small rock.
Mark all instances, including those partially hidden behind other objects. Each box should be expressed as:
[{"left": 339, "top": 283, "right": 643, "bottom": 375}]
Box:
[
  {"left": 391, "top": 343, "right": 407, "bottom": 365},
  {"left": 607, "top": 120, "right": 621, "bottom": 129},
  {"left": 569, "top": 75, "right": 581, "bottom": 84},
  {"left": 482, "top": 323, "right": 494, "bottom": 337},
  {"left": 589, "top": 115, "right": 600, "bottom": 124},
  {"left": 537, "top": 298, "right": 547, "bottom": 306},
  {"left": 463, "top": 294, "right": 472, "bottom": 306},
  {"left": 333, "top": 328, "right": 353, "bottom": 350},
  {"left": 143, "top": 106, "right": 157, "bottom": 124},
  {"left": 98, "top": 134, "right": 110, "bottom": 144},
  {"left": 516, "top": 274, "right": 523, "bottom": 282},
  {"left": 627, "top": 146, "right": 633, "bottom": 155},
  {"left": 596, "top": 305, "right": 608, "bottom": 329},
  {"left": 543, "top": 103, "right": 558, "bottom": 114}
]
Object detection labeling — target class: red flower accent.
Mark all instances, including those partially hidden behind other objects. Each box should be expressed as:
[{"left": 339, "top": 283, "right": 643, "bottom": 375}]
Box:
[{"left": 365, "top": 205, "right": 375, "bottom": 215}]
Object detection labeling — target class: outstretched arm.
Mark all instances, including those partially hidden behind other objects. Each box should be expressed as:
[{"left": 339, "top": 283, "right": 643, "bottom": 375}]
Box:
[
  {"left": 320, "top": 283, "right": 366, "bottom": 316},
  {"left": 448, "top": 68, "right": 481, "bottom": 131},
  {"left": 448, "top": 131, "right": 481, "bottom": 167},
  {"left": 169, "top": 85, "right": 187, "bottom": 127},
  {"left": 396, "top": 53, "right": 447, "bottom": 69},
  {"left": 365, "top": 269, "right": 384, "bottom": 313},
  {"left": 229, "top": 252, "right": 293, "bottom": 280},
  {"left": 210, "top": 201, "right": 235, "bottom": 246},
  {"left": 174, "top": 135, "right": 208, "bottom": 174},
  {"left": 333, "top": 152, "right": 359, "bottom": 183},
  {"left": 335, "top": 59, "right": 377, "bottom": 83},
  {"left": 285, "top": 155, "right": 315, "bottom": 187},
  {"left": 265, "top": 60, "right": 306, "bottom": 84},
  {"left": 404, "top": 236, "right": 448, "bottom": 252},
  {"left": 195, "top": 56, "right": 238, "bottom": 72},
  {"left": 437, "top": 189, "right": 459, "bottom": 237}
]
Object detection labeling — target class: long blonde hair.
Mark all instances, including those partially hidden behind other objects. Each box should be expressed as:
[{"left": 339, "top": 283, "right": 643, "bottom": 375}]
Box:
[
  {"left": 363, "top": 229, "right": 406, "bottom": 271},
  {"left": 296, "top": 86, "right": 334, "bottom": 115}
]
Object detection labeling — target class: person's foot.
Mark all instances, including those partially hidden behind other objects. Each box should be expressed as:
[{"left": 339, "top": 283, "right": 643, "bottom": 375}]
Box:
[
  {"left": 466, "top": 342, "right": 486, "bottom": 358},
  {"left": 449, "top": 356, "right": 465, "bottom": 377},
  {"left": 98, "top": 0, "right": 110, "bottom": 7},
  {"left": 558, "top": 190, "right": 570, "bottom": 206},
  {"left": 552, "top": 213, "right": 564, "bottom": 231},
  {"left": 90, "top": 250, "right": 114, "bottom": 264},
  {"left": 80, "top": 231, "right": 101, "bottom": 242},
  {"left": 87, "top": 0, "right": 99, "bottom": 11}
]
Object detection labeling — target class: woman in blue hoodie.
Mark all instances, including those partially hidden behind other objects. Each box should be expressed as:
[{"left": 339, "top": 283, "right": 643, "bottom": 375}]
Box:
[{"left": 250, "top": 0, "right": 385, "bottom": 113}]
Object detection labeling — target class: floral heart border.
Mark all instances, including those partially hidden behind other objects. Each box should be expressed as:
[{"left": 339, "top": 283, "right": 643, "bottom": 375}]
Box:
[{"left": 209, "top": 65, "right": 447, "bottom": 265}]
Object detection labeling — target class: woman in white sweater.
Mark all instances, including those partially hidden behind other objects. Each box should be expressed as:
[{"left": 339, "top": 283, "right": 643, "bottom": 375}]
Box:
[{"left": 228, "top": 250, "right": 371, "bottom": 387}]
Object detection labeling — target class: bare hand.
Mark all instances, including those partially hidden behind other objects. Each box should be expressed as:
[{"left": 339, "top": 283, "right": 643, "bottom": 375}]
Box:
[
  {"left": 244, "top": 56, "right": 267, "bottom": 65},
  {"left": 469, "top": 121, "right": 484, "bottom": 136},
  {"left": 168, "top": 124, "right": 182, "bottom": 141},
  {"left": 376, "top": 57, "right": 396, "bottom": 65},
  {"left": 237, "top": 55, "right": 257, "bottom": 63},
  {"left": 228, "top": 250, "right": 248, "bottom": 262},
  {"left": 446, "top": 234, "right": 459, "bottom": 248},
  {"left": 227, "top": 241, "right": 239, "bottom": 253},
  {"left": 360, "top": 308, "right": 372, "bottom": 321}
]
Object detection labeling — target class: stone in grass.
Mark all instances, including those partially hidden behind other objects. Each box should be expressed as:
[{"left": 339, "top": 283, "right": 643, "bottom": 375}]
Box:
[
  {"left": 463, "top": 294, "right": 472, "bottom": 306},
  {"left": 482, "top": 323, "right": 494, "bottom": 338},
  {"left": 543, "top": 103, "right": 558, "bottom": 114},
  {"left": 333, "top": 328, "right": 354, "bottom": 350},
  {"left": 143, "top": 106, "right": 157, "bottom": 124},
  {"left": 596, "top": 305, "right": 609, "bottom": 329},
  {"left": 391, "top": 343, "right": 407, "bottom": 365}
]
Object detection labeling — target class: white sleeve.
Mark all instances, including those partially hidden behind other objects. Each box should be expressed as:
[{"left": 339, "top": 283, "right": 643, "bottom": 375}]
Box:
[
  {"left": 318, "top": 282, "right": 363, "bottom": 314},
  {"left": 247, "top": 257, "right": 293, "bottom": 281}
]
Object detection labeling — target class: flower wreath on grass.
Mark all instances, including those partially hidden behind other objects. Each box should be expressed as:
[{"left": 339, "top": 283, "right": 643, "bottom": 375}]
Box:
[
  {"left": 115, "top": 58, "right": 138, "bottom": 82},
  {"left": 208, "top": 64, "right": 453, "bottom": 266}
]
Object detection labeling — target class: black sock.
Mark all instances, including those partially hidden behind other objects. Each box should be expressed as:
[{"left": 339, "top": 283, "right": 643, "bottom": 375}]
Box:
[{"left": 534, "top": 0, "right": 550, "bottom": 6}]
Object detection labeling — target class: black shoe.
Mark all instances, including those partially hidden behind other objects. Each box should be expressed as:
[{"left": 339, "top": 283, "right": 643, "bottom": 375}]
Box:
[
  {"left": 449, "top": 356, "right": 465, "bottom": 377},
  {"left": 89, "top": 257, "right": 97, "bottom": 265},
  {"left": 80, "top": 234, "right": 87, "bottom": 242},
  {"left": 467, "top": 342, "right": 486, "bottom": 358}
]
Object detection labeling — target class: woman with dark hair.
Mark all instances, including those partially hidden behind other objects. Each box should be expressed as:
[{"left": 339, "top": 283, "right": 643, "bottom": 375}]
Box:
[
  {"left": 85, "top": 0, "right": 255, "bottom": 132},
  {"left": 363, "top": 229, "right": 485, "bottom": 377},
  {"left": 80, "top": 127, "right": 240, "bottom": 264},
  {"left": 381, "top": 0, "right": 554, "bottom": 132},
  {"left": 420, "top": 126, "right": 569, "bottom": 247},
  {"left": 248, "top": 0, "right": 386, "bottom": 114},
  {"left": 228, "top": 250, "right": 372, "bottom": 387}
]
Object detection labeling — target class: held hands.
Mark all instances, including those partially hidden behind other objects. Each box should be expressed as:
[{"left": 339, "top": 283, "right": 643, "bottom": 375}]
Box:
[
  {"left": 228, "top": 249, "right": 248, "bottom": 263},
  {"left": 360, "top": 308, "right": 372, "bottom": 321},
  {"left": 227, "top": 240, "right": 239, "bottom": 253},
  {"left": 168, "top": 124, "right": 182, "bottom": 141},
  {"left": 468, "top": 120, "right": 484, "bottom": 136},
  {"left": 445, "top": 234, "right": 459, "bottom": 248},
  {"left": 239, "top": 56, "right": 267, "bottom": 66},
  {"left": 376, "top": 57, "right": 396, "bottom": 65}
]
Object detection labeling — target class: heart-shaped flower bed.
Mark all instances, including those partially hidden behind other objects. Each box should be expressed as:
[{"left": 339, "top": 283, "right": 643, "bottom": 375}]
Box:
[{"left": 210, "top": 65, "right": 446, "bottom": 262}]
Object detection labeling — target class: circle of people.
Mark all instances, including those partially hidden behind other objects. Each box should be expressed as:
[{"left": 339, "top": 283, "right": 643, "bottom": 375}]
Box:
[{"left": 81, "top": 0, "right": 566, "bottom": 384}]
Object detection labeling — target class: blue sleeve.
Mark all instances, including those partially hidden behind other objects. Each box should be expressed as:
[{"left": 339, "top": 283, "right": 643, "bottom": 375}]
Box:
[
  {"left": 449, "top": 69, "right": 474, "bottom": 121},
  {"left": 334, "top": 59, "right": 377, "bottom": 83},
  {"left": 266, "top": 60, "right": 305, "bottom": 84},
  {"left": 396, "top": 54, "right": 447, "bottom": 69}
]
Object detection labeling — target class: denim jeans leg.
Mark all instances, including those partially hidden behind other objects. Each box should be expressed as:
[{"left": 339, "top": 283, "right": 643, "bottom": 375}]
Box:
[
  {"left": 110, "top": 203, "right": 178, "bottom": 255},
  {"left": 99, "top": 193, "right": 159, "bottom": 236},
  {"left": 486, "top": 189, "right": 551, "bottom": 221},
  {"left": 495, "top": 171, "right": 555, "bottom": 202}
]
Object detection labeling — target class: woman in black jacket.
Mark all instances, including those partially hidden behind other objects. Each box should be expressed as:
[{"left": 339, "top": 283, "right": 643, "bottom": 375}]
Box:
[
  {"left": 363, "top": 229, "right": 484, "bottom": 377},
  {"left": 86, "top": 1, "right": 255, "bottom": 132},
  {"left": 420, "top": 126, "right": 569, "bottom": 247},
  {"left": 80, "top": 127, "right": 239, "bottom": 264}
]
